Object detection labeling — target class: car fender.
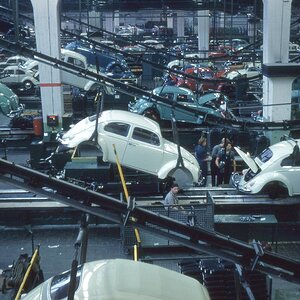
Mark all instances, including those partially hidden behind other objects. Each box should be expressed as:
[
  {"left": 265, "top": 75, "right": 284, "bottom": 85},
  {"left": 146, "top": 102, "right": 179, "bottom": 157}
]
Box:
[
  {"left": 157, "top": 159, "right": 198, "bottom": 182},
  {"left": 251, "top": 172, "right": 291, "bottom": 195},
  {"left": 84, "top": 81, "right": 115, "bottom": 95},
  {"left": 266, "top": 172, "right": 292, "bottom": 196},
  {"left": 137, "top": 102, "right": 155, "bottom": 114},
  {"left": 97, "top": 137, "right": 109, "bottom": 162}
]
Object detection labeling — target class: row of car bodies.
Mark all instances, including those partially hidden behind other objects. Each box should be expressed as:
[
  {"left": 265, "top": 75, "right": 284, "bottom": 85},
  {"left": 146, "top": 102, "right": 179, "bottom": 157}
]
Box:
[{"left": 0, "top": 44, "right": 137, "bottom": 94}]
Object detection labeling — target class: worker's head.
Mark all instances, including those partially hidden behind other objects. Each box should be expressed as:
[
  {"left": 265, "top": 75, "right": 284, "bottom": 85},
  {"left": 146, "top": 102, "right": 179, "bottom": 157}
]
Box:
[
  {"left": 171, "top": 183, "right": 180, "bottom": 194},
  {"left": 198, "top": 136, "right": 207, "bottom": 146},
  {"left": 221, "top": 137, "right": 231, "bottom": 147},
  {"left": 226, "top": 143, "right": 233, "bottom": 152}
]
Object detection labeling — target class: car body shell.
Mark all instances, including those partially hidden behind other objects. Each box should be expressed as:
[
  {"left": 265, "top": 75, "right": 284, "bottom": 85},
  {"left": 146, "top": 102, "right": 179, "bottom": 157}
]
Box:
[
  {"left": 225, "top": 65, "right": 261, "bottom": 80},
  {"left": 129, "top": 86, "right": 233, "bottom": 124},
  {"left": 0, "top": 82, "right": 21, "bottom": 116},
  {"left": 0, "top": 55, "right": 28, "bottom": 72},
  {"left": 0, "top": 65, "right": 39, "bottom": 90},
  {"left": 175, "top": 67, "right": 221, "bottom": 92},
  {"left": 60, "top": 110, "right": 200, "bottom": 185},
  {"left": 232, "top": 139, "right": 300, "bottom": 196},
  {"left": 21, "top": 259, "right": 211, "bottom": 300}
]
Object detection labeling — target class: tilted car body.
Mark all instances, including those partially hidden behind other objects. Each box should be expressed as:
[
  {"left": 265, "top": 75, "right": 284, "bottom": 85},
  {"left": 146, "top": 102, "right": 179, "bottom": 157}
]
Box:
[
  {"left": 21, "top": 259, "right": 211, "bottom": 300},
  {"left": 129, "top": 86, "right": 234, "bottom": 124},
  {"left": 59, "top": 110, "right": 200, "bottom": 186},
  {"left": 232, "top": 138, "right": 300, "bottom": 197}
]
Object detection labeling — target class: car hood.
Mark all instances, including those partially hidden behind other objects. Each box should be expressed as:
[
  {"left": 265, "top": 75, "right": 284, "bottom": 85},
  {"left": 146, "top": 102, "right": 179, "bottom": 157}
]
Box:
[
  {"left": 60, "top": 117, "right": 95, "bottom": 148},
  {"left": 235, "top": 147, "right": 259, "bottom": 173}
]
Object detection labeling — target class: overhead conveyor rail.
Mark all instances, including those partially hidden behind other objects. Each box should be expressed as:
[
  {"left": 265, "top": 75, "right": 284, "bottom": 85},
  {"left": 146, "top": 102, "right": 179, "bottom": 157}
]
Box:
[
  {"left": 0, "top": 157, "right": 299, "bottom": 285},
  {"left": 1, "top": 38, "right": 300, "bottom": 132}
]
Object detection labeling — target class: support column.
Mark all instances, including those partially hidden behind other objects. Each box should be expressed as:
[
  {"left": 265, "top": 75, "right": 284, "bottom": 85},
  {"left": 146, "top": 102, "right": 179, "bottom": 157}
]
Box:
[
  {"left": 176, "top": 12, "right": 185, "bottom": 38},
  {"left": 167, "top": 14, "right": 174, "bottom": 32},
  {"left": 105, "top": 11, "right": 113, "bottom": 33},
  {"left": 197, "top": 10, "right": 209, "bottom": 58},
  {"left": 89, "top": 10, "right": 102, "bottom": 29},
  {"left": 262, "top": 0, "right": 293, "bottom": 124},
  {"left": 31, "top": 0, "right": 63, "bottom": 134},
  {"left": 113, "top": 10, "right": 120, "bottom": 33}
]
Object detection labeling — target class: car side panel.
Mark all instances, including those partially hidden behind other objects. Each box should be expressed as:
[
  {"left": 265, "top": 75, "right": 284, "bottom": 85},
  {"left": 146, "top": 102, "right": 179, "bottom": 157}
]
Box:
[
  {"left": 277, "top": 167, "right": 300, "bottom": 196},
  {"left": 98, "top": 131, "right": 129, "bottom": 163},
  {"left": 123, "top": 135, "right": 164, "bottom": 175}
]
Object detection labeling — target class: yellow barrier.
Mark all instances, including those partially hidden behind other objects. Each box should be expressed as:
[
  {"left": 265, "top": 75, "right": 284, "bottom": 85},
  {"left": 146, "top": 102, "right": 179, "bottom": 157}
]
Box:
[
  {"left": 15, "top": 248, "right": 40, "bottom": 300},
  {"left": 113, "top": 144, "right": 141, "bottom": 260}
]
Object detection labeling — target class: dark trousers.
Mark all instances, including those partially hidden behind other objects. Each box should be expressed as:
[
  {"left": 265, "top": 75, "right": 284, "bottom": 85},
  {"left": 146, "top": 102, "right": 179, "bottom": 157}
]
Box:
[
  {"left": 210, "top": 158, "right": 218, "bottom": 187},
  {"left": 200, "top": 161, "right": 208, "bottom": 187},
  {"left": 217, "top": 166, "right": 232, "bottom": 186}
]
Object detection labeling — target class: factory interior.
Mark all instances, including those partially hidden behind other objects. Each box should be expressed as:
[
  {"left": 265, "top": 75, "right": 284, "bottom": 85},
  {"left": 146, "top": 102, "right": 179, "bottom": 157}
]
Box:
[{"left": 0, "top": 0, "right": 300, "bottom": 299}]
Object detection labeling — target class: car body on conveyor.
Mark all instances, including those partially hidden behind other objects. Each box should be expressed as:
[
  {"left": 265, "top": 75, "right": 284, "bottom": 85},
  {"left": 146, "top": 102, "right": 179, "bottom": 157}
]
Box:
[
  {"left": 129, "top": 86, "right": 235, "bottom": 124},
  {"left": 232, "top": 137, "right": 300, "bottom": 198},
  {"left": 21, "top": 259, "right": 211, "bottom": 300},
  {"left": 59, "top": 110, "right": 200, "bottom": 187}
]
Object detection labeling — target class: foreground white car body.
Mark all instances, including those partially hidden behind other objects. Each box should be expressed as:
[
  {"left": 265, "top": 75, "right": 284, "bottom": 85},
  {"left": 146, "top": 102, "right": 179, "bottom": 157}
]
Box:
[
  {"left": 60, "top": 110, "right": 200, "bottom": 186},
  {"left": 21, "top": 259, "right": 210, "bottom": 300},
  {"left": 232, "top": 138, "right": 300, "bottom": 197}
]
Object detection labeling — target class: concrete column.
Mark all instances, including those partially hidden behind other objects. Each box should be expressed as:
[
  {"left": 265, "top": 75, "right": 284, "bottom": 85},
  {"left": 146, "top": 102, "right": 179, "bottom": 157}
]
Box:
[
  {"left": 263, "top": 77, "right": 294, "bottom": 120},
  {"left": 262, "top": 0, "right": 293, "bottom": 123},
  {"left": 176, "top": 13, "right": 185, "bottom": 38},
  {"left": 31, "top": 0, "right": 63, "bottom": 133},
  {"left": 197, "top": 10, "right": 209, "bottom": 58},
  {"left": 114, "top": 10, "right": 120, "bottom": 33},
  {"left": 89, "top": 10, "right": 102, "bottom": 29},
  {"left": 167, "top": 15, "right": 173, "bottom": 31},
  {"left": 105, "top": 11, "right": 114, "bottom": 33}
]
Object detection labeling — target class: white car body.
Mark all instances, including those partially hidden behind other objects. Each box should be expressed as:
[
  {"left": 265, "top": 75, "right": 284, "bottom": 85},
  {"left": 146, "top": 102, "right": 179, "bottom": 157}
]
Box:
[
  {"left": 60, "top": 49, "right": 116, "bottom": 93},
  {"left": 225, "top": 64, "right": 261, "bottom": 80},
  {"left": 60, "top": 110, "right": 200, "bottom": 186},
  {"left": 21, "top": 259, "right": 211, "bottom": 300},
  {"left": 232, "top": 138, "right": 300, "bottom": 197},
  {"left": 0, "top": 65, "right": 39, "bottom": 89},
  {"left": 0, "top": 55, "right": 28, "bottom": 71}
]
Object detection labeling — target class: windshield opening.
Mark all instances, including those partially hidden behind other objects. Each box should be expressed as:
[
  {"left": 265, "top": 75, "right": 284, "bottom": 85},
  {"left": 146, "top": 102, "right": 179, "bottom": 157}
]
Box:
[{"left": 257, "top": 148, "right": 273, "bottom": 163}]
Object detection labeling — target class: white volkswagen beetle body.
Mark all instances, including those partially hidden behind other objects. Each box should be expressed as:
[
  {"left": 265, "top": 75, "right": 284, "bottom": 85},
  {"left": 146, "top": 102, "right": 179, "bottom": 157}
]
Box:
[
  {"left": 232, "top": 138, "right": 300, "bottom": 198},
  {"left": 60, "top": 110, "right": 200, "bottom": 187},
  {"left": 21, "top": 259, "right": 211, "bottom": 300}
]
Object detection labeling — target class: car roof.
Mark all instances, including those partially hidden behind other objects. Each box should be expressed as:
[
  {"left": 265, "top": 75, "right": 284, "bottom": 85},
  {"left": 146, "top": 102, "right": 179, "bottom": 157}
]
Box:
[
  {"left": 101, "top": 110, "right": 161, "bottom": 135},
  {"left": 5, "top": 55, "right": 27, "bottom": 60},
  {"left": 268, "top": 139, "right": 298, "bottom": 157},
  {"left": 153, "top": 85, "right": 194, "bottom": 96},
  {"left": 76, "top": 259, "right": 210, "bottom": 300},
  {"left": 2, "top": 65, "right": 20, "bottom": 71}
]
